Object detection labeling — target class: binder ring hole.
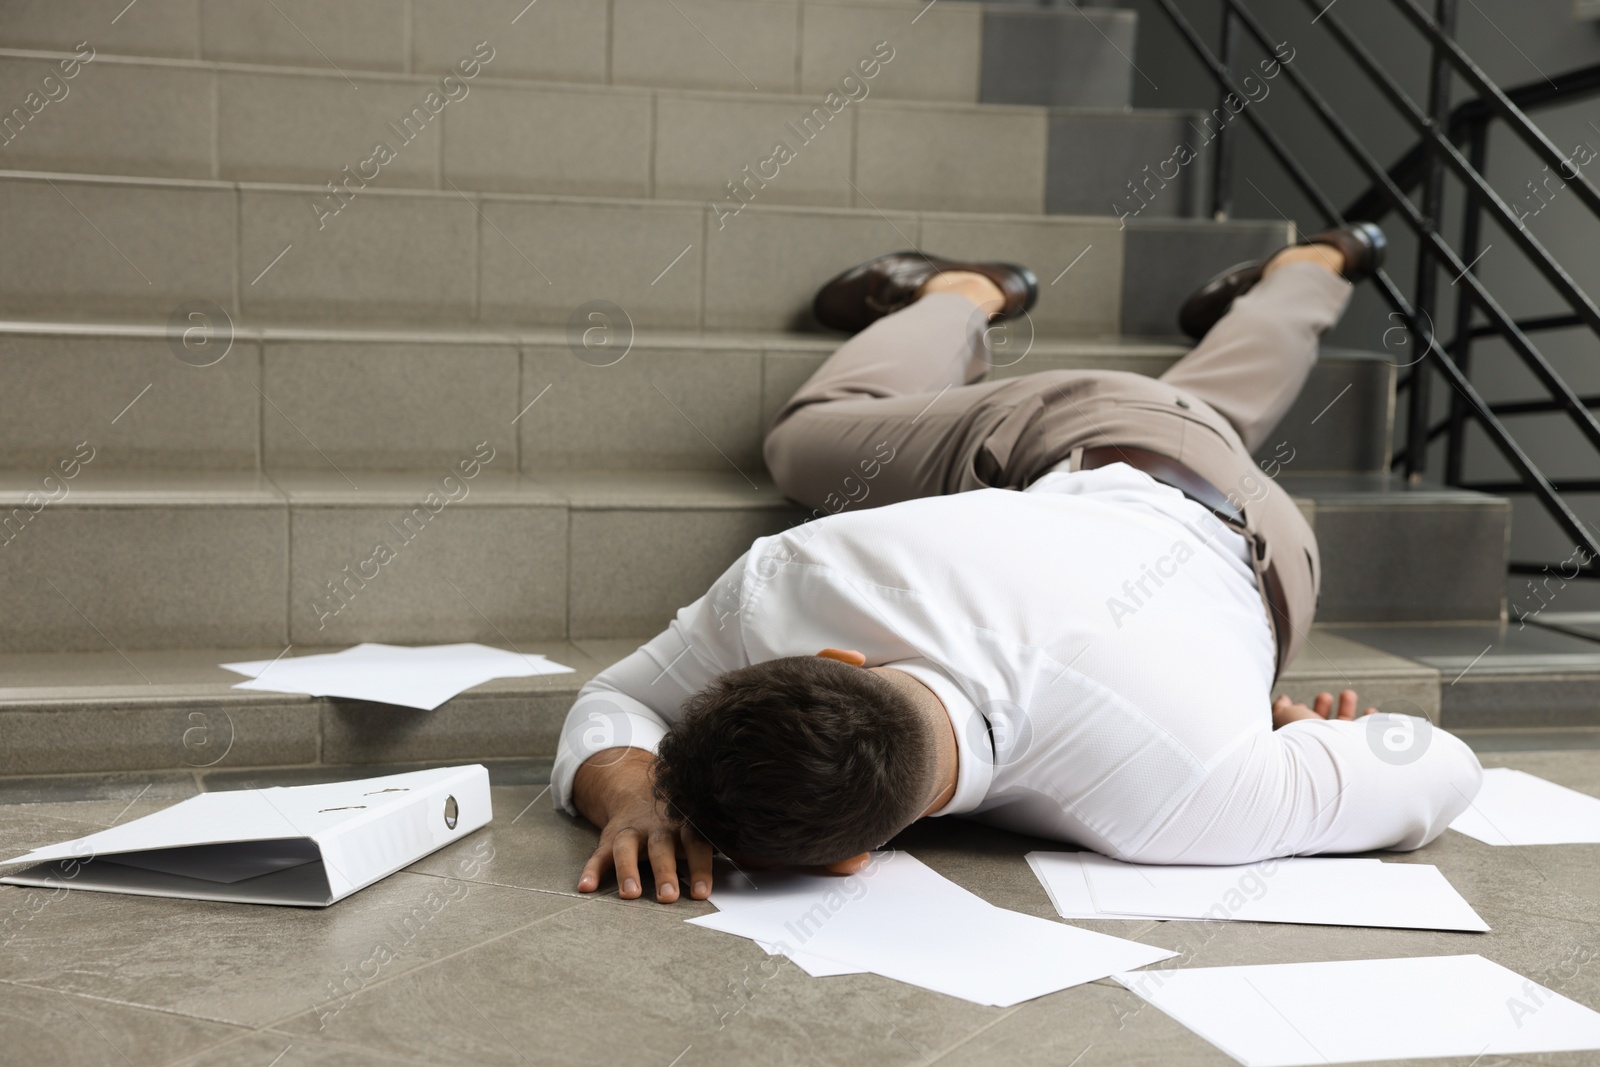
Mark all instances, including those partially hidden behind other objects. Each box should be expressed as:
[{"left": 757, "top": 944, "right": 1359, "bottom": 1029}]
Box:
[{"left": 443, "top": 794, "right": 458, "bottom": 830}]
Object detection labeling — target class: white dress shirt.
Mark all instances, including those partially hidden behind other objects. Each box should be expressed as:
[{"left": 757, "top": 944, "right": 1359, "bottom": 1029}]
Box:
[{"left": 552, "top": 464, "right": 1481, "bottom": 864}]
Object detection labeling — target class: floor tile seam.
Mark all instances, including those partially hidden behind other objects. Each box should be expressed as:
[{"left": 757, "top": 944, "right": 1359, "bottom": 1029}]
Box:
[
  {"left": 161, "top": 1028, "right": 281, "bottom": 1067},
  {"left": 921, "top": 1001, "right": 1030, "bottom": 1064},
  {"left": 255, "top": 1025, "right": 460, "bottom": 1067},
  {"left": 1481, "top": 901, "right": 1600, "bottom": 932},
  {"left": 248, "top": 893, "right": 594, "bottom": 1033},
  {"left": 0, "top": 975, "right": 252, "bottom": 1033},
  {"left": 159, "top": 1022, "right": 450, "bottom": 1067},
  {"left": 0, "top": 894, "right": 592, "bottom": 1036},
  {"left": 160, "top": 1030, "right": 267, "bottom": 1067},
  {"left": 0, "top": 805, "right": 137, "bottom": 833},
  {"left": 401, "top": 868, "right": 594, "bottom": 902},
  {"left": 156, "top": 1019, "right": 262, "bottom": 1067}
]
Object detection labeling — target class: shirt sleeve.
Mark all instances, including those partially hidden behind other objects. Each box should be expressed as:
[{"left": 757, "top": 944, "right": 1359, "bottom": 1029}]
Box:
[
  {"left": 550, "top": 552, "right": 754, "bottom": 815},
  {"left": 1126, "top": 715, "right": 1484, "bottom": 865}
]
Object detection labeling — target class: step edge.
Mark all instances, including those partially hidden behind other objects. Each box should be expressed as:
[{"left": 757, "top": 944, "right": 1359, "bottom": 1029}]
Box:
[
  {"left": 0, "top": 44, "right": 1180, "bottom": 120},
  {"left": 0, "top": 166, "right": 1292, "bottom": 231}
]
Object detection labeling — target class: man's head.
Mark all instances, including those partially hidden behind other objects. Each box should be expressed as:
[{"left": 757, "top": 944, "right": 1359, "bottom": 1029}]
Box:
[{"left": 652, "top": 652, "right": 937, "bottom": 867}]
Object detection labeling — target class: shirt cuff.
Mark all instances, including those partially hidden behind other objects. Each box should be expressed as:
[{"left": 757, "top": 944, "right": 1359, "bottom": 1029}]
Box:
[{"left": 550, "top": 697, "right": 671, "bottom": 815}]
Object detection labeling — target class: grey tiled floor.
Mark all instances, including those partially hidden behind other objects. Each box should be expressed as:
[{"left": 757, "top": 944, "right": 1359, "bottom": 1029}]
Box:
[{"left": 1, "top": 752, "right": 1597, "bottom": 1066}]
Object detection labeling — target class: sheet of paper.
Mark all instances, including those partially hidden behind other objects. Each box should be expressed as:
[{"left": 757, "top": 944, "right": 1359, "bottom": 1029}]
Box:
[
  {"left": 704, "top": 861, "right": 1001, "bottom": 977},
  {"left": 1026, "top": 851, "right": 1191, "bottom": 921},
  {"left": 1114, "top": 954, "right": 1600, "bottom": 1066},
  {"left": 748, "top": 938, "right": 864, "bottom": 978},
  {"left": 221, "top": 643, "right": 573, "bottom": 711},
  {"left": 708, "top": 861, "right": 993, "bottom": 913},
  {"left": 705, "top": 863, "right": 949, "bottom": 977},
  {"left": 1449, "top": 767, "right": 1600, "bottom": 845},
  {"left": 1064, "top": 853, "right": 1487, "bottom": 932},
  {"left": 689, "top": 851, "right": 1175, "bottom": 1006},
  {"left": 1030, "top": 852, "right": 1376, "bottom": 923}
]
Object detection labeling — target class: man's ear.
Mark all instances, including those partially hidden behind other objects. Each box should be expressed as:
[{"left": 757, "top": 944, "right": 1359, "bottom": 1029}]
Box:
[
  {"left": 815, "top": 647, "right": 867, "bottom": 666},
  {"left": 824, "top": 852, "right": 872, "bottom": 875}
]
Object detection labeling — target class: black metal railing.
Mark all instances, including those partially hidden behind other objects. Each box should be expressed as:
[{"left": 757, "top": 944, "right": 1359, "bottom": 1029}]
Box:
[{"left": 1150, "top": 0, "right": 1600, "bottom": 582}]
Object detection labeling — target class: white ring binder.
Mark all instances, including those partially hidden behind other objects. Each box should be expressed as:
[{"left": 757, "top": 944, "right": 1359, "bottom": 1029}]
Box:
[{"left": 1, "top": 765, "right": 493, "bottom": 907}]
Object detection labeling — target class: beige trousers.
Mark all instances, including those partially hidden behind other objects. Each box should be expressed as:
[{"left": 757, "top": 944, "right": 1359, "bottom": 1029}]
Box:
[{"left": 764, "top": 261, "right": 1354, "bottom": 675}]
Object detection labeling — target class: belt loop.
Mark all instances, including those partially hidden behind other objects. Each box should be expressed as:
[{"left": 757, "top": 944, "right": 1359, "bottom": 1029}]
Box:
[{"left": 1066, "top": 445, "right": 1085, "bottom": 473}]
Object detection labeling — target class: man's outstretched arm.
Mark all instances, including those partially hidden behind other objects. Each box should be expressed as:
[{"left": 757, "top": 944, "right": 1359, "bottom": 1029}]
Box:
[
  {"left": 1125, "top": 698, "right": 1483, "bottom": 865},
  {"left": 551, "top": 552, "right": 753, "bottom": 901}
]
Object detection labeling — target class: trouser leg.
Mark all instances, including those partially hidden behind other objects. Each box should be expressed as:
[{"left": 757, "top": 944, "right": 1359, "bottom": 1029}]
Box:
[
  {"left": 764, "top": 294, "right": 1014, "bottom": 511},
  {"left": 1159, "top": 261, "right": 1353, "bottom": 454},
  {"left": 762, "top": 281, "right": 1332, "bottom": 677}
]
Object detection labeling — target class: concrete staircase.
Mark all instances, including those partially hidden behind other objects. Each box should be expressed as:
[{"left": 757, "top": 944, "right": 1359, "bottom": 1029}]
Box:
[{"left": 1, "top": 0, "right": 1591, "bottom": 783}]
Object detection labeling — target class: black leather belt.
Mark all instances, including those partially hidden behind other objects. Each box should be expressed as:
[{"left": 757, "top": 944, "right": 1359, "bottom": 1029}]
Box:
[
  {"left": 1080, "top": 444, "right": 1294, "bottom": 676},
  {"left": 1080, "top": 445, "right": 1241, "bottom": 525}
]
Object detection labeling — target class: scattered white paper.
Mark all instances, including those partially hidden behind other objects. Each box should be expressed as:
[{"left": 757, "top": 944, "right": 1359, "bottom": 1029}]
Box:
[
  {"left": 1449, "top": 767, "right": 1600, "bottom": 845},
  {"left": 221, "top": 643, "right": 573, "bottom": 711},
  {"left": 701, "top": 868, "right": 869, "bottom": 976},
  {"left": 690, "top": 851, "right": 1176, "bottom": 1006},
  {"left": 1114, "top": 954, "right": 1600, "bottom": 1066},
  {"left": 738, "top": 935, "right": 864, "bottom": 978},
  {"left": 1028, "top": 852, "right": 1488, "bottom": 932},
  {"left": 1027, "top": 851, "right": 1187, "bottom": 920}
]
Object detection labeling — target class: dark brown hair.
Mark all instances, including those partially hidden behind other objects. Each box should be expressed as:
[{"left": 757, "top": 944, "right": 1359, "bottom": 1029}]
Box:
[{"left": 653, "top": 656, "right": 933, "bottom": 867}]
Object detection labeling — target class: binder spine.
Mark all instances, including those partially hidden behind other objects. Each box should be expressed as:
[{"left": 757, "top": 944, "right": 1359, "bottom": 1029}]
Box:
[{"left": 313, "top": 766, "right": 493, "bottom": 900}]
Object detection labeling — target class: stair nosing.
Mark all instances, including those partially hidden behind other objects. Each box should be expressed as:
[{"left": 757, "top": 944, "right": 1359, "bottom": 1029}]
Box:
[
  {"left": 0, "top": 316, "right": 1202, "bottom": 354},
  {"left": 0, "top": 166, "right": 1292, "bottom": 232},
  {"left": 0, "top": 44, "right": 1174, "bottom": 121}
]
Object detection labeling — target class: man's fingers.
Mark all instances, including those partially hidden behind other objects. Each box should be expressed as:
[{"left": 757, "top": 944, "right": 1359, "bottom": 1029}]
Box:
[
  {"left": 682, "top": 826, "right": 715, "bottom": 900},
  {"left": 1337, "top": 689, "right": 1359, "bottom": 720},
  {"left": 613, "top": 828, "right": 645, "bottom": 899},
  {"left": 1313, "top": 692, "right": 1334, "bottom": 718},
  {"left": 647, "top": 828, "right": 681, "bottom": 902},
  {"left": 578, "top": 842, "right": 615, "bottom": 894}
]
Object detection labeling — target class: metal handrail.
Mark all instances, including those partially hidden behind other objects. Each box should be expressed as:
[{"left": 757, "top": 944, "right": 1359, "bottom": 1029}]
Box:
[
  {"left": 1344, "top": 61, "right": 1600, "bottom": 222},
  {"left": 1201, "top": 0, "right": 1600, "bottom": 468},
  {"left": 1295, "top": 1, "right": 1600, "bottom": 355},
  {"left": 1146, "top": 0, "right": 1600, "bottom": 575},
  {"left": 1389, "top": 0, "right": 1600, "bottom": 220},
  {"left": 1422, "top": 392, "right": 1600, "bottom": 435}
]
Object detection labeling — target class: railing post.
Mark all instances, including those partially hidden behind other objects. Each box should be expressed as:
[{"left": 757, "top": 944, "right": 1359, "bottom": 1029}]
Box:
[
  {"left": 1404, "top": 0, "right": 1459, "bottom": 484},
  {"left": 1210, "top": 6, "right": 1238, "bottom": 220},
  {"left": 1445, "top": 117, "right": 1488, "bottom": 486}
]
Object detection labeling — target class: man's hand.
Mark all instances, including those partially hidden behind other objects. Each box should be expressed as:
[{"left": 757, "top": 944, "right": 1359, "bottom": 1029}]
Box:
[
  {"left": 1272, "top": 689, "right": 1377, "bottom": 729},
  {"left": 572, "top": 747, "right": 713, "bottom": 903}
]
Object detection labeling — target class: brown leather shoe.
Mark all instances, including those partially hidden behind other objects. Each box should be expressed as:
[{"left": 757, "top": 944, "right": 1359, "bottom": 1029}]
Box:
[
  {"left": 812, "top": 251, "right": 1039, "bottom": 334},
  {"left": 1177, "top": 222, "right": 1386, "bottom": 340}
]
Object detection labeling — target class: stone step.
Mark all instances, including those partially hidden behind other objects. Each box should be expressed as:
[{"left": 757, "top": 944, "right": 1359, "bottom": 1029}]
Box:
[
  {"left": 0, "top": 469, "right": 798, "bottom": 654},
  {"left": 0, "top": 0, "right": 1136, "bottom": 107},
  {"left": 0, "top": 640, "right": 608, "bottom": 779},
  {"left": 0, "top": 625, "right": 1546, "bottom": 780},
  {"left": 0, "top": 467, "right": 1506, "bottom": 655},
  {"left": 0, "top": 321, "right": 1391, "bottom": 476},
  {"left": 0, "top": 47, "right": 1197, "bottom": 217},
  {"left": 0, "top": 170, "right": 1290, "bottom": 333},
  {"left": 1285, "top": 474, "right": 1511, "bottom": 624},
  {"left": 1327, "top": 619, "right": 1600, "bottom": 731}
]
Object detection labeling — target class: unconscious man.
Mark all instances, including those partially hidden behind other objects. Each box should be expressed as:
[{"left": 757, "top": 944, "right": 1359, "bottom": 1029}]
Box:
[{"left": 551, "top": 224, "right": 1484, "bottom": 903}]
